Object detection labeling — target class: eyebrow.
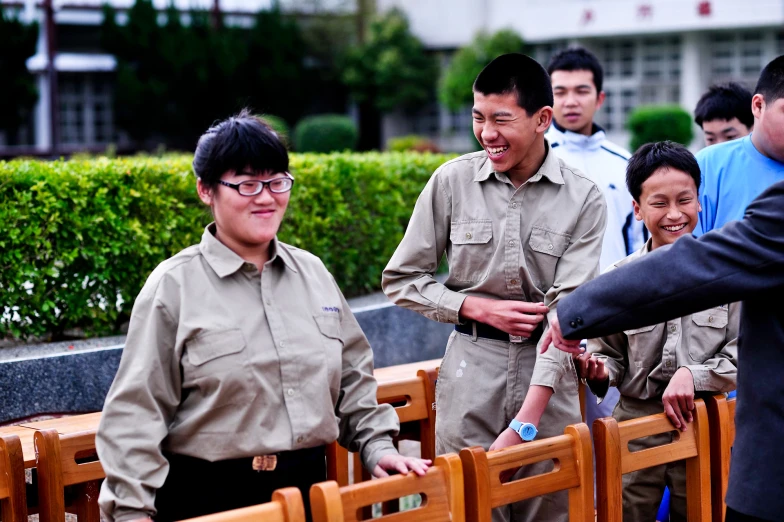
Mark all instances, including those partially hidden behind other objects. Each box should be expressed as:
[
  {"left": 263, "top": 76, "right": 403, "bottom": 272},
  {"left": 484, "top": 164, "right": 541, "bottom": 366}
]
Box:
[
  {"left": 720, "top": 127, "right": 739, "bottom": 134},
  {"left": 553, "top": 84, "right": 593, "bottom": 90},
  {"left": 472, "top": 108, "right": 515, "bottom": 118}
]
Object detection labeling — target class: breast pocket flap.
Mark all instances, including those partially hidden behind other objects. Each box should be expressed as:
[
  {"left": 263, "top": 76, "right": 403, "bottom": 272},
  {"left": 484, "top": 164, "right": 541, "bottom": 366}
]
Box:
[
  {"left": 450, "top": 220, "right": 493, "bottom": 245},
  {"left": 692, "top": 309, "right": 729, "bottom": 329},
  {"left": 186, "top": 329, "right": 246, "bottom": 366},
  {"left": 314, "top": 314, "right": 342, "bottom": 339},
  {"left": 624, "top": 324, "right": 657, "bottom": 335},
  {"left": 529, "top": 226, "right": 570, "bottom": 257}
]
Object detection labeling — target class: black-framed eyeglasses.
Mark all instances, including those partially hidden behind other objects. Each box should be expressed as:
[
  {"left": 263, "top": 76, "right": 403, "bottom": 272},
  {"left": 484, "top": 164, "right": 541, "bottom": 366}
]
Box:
[{"left": 218, "top": 173, "right": 294, "bottom": 196}]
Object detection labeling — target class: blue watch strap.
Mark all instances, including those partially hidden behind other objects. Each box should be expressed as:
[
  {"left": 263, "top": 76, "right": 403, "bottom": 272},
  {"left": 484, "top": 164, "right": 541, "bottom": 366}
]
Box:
[{"left": 508, "top": 419, "right": 538, "bottom": 441}]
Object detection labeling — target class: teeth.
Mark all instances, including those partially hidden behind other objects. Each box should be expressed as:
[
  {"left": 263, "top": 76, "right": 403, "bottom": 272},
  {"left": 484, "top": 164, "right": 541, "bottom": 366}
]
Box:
[
  {"left": 487, "top": 146, "right": 509, "bottom": 155},
  {"left": 663, "top": 224, "right": 686, "bottom": 232}
]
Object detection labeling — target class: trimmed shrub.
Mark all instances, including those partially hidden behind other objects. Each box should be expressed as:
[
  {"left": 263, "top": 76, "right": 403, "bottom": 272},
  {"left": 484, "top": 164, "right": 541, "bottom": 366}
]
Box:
[
  {"left": 294, "top": 115, "right": 358, "bottom": 153},
  {"left": 627, "top": 105, "right": 694, "bottom": 152},
  {"left": 0, "top": 152, "right": 455, "bottom": 341},
  {"left": 387, "top": 135, "right": 441, "bottom": 153}
]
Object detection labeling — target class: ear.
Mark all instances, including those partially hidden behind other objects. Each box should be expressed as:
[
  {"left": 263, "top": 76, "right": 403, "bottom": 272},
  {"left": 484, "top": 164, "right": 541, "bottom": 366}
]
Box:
[
  {"left": 632, "top": 199, "right": 643, "bottom": 222},
  {"left": 751, "top": 93, "right": 765, "bottom": 120},
  {"left": 536, "top": 106, "right": 553, "bottom": 133},
  {"left": 595, "top": 90, "right": 607, "bottom": 111},
  {"left": 197, "top": 178, "right": 214, "bottom": 206}
]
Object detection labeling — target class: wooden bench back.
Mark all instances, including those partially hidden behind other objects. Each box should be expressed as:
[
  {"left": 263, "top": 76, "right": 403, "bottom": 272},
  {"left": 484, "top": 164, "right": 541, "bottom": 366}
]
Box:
[
  {"left": 0, "top": 434, "right": 27, "bottom": 522},
  {"left": 312, "top": 454, "right": 464, "bottom": 522},
  {"left": 706, "top": 394, "right": 737, "bottom": 522},
  {"left": 460, "top": 423, "right": 594, "bottom": 522},
  {"left": 593, "top": 399, "right": 711, "bottom": 522},
  {"left": 180, "top": 487, "right": 305, "bottom": 522},
  {"left": 35, "top": 428, "right": 104, "bottom": 522}
]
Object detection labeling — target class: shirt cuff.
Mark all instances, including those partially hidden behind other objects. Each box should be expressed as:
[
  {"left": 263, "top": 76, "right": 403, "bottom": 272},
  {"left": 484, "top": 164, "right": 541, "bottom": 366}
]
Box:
[
  {"left": 111, "top": 508, "right": 154, "bottom": 522},
  {"left": 681, "top": 365, "right": 732, "bottom": 392},
  {"left": 362, "top": 437, "right": 399, "bottom": 473},
  {"left": 437, "top": 288, "right": 467, "bottom": 324},
  {"left": 530, "top": 361, "right": 566, "bottom": 391}
]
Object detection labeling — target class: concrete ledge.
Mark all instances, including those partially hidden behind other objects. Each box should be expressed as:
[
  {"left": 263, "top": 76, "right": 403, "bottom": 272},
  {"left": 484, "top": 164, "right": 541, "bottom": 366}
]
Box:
[{"left": 0, "top": 303, "right": 451, "bottom": 424}]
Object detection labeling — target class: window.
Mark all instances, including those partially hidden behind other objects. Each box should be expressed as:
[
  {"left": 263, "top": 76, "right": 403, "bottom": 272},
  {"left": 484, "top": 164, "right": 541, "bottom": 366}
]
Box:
[
  {"left": 709, "top": 31, "right": 767, "bottom": 85},
  {"left": 58, "top": 73, "right": 115, "bottom": 147}
]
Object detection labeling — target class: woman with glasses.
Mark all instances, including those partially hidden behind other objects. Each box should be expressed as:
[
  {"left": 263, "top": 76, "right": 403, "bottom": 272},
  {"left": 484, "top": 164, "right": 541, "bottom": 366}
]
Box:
[{"left": 96, "top": 110, "right": 430, "bottom": 522}]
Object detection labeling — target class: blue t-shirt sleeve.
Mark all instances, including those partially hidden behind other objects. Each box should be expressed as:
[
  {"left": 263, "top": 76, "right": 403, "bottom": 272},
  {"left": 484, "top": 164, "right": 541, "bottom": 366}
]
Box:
[{"left": 695, "top": 150, "right": 716, "bottom": 237}]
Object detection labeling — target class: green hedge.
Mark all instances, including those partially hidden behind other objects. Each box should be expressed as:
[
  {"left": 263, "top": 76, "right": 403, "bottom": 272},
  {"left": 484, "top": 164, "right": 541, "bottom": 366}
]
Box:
[
  {"left": 294, "top": 115, "right": 358, "bottom": 153},
  {"left": 627, "top": 105, "right": 694, "bottom": 152},
  {"left": 0, "top": 152, "right": 454, "bottom": 341}
]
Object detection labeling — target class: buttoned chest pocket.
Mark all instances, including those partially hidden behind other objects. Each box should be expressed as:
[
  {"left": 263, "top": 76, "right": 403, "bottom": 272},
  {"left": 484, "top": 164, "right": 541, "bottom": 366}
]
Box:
[
  {"left": 624, "top": 324, "right": 662, "bottom": 369},
  {"left": 688, "top": 307, "right": 729, "bottom": 363},
  {"left": 314, "top": 313, "right": 343, "bottom": 394},
  {"left": 449, "top": 220, "right": 493, "bottom": 283},
  {"left": 527, "top": 226, "right": 570, "bottom": 292},
  {"left": 182, "top": 329, "right": 254, "bottom": 406}
]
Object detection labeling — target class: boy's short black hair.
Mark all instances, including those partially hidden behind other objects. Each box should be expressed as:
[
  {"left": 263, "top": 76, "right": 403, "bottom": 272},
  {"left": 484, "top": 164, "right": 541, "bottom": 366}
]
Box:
[
  {"left": 694, "top": 82, "right": 754, "bottom": 128},
  {"left": 193, "top": 108, "right": 289, "bottom": 187},
  {"left": 626, "top": 141, "right": 701, "bottom": 202},
  {"left": 754, "top": 54, "right": 784, "bottom": 105},
  {"left": 546, "top": 46, "right": 604, "bottom": 93},
  {"left": 473, "top": 53, "right": 553, "bottom": 116}
]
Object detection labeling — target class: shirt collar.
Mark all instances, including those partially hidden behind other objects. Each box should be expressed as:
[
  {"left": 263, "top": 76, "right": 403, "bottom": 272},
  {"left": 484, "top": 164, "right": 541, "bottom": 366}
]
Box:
[
  {"left": 199, "top": 224, "right": 297, "bottom": 278},
  {"left": 473, "top": 140, "right": 564, "bottom": 186},
  {"left": 550, "top": 120, "right": 606, "bottom": 150}
]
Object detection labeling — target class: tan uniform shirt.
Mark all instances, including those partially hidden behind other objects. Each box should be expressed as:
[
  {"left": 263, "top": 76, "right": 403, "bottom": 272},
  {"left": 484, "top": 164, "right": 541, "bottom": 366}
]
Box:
[
  {"left": 382, "top": 144, "right": 607, "bottom": 389},
  {"left": 587, "top": 239, "right": 739, "bottom": 401},
  {"left": 97, "top": 225, "right": 399, "bottom": 522}
]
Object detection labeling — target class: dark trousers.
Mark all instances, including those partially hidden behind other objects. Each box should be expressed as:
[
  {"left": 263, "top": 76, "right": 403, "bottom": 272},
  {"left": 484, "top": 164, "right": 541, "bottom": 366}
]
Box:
[
  {"left": 154, "top": 446, "right": 326, "bottom": 521},
  {"left": 726, "top": 507, "right": 777, "bottom": 522}
]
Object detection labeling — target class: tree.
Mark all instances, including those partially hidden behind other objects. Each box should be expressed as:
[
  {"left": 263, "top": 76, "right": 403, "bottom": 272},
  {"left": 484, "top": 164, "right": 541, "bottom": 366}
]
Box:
[
  {"left": 342, "top": 8, "right": 438, "bottom": 149},
  {"left": 439, "top": 29, "right": 526, "bottom": 111},
  {"left": 0, "top": 8, "right": 38, "bottom": 145}
]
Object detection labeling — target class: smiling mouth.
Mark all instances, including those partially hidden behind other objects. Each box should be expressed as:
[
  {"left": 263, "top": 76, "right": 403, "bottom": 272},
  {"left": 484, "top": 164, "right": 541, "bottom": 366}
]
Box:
[
  {"left": 662, "top": 223, "right": 687, "bottom": 232},
  {"left": 486, "top": 145, "right": 509, "bottom": 158}
]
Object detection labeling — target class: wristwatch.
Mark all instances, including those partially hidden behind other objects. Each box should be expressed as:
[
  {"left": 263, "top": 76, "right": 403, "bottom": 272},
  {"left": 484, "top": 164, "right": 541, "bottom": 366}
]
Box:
[{"left": 508, "top": 419, "right": 538, "bottom": 442}]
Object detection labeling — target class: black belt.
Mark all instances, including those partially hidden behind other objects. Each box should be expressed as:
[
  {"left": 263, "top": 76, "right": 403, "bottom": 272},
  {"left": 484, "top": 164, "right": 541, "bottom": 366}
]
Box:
[
  {"left": 455, "top": 322, "right": 542, "bottom": 342},
  {"left": 164, "top": 445, "right": 326, "bottom": 473}
]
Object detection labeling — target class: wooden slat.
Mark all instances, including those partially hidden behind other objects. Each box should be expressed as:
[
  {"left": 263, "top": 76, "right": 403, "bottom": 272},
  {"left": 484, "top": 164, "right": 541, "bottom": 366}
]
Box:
[
  {"left": 311, "top": 454, "right": 463, "bottom": 522},
  {"left": 0, "top": 434, "right": 28, "bottom": 522},
  {"left": 181, "top": 488, "right": 305, "bottom": 522},
  {"left": 19, "top": 413, "right": 102, "bottom": 434},
  {"left": 0, "top": 426, "right": 37, "bottom": 469},
  {"left": 707, "top": 394, "right": 737, "bottom": 522},
  {"left": 461, "top": 423, "right": 594, "bottom": 522},
  {"left": 373, "top": 359, "right": 441, "bottom": 383},
  {"left": 58, "top": 431, "right": 104, "bottom": 486},
  {"left": 594, "top": 400, "right": 712, "bottom": 522}
]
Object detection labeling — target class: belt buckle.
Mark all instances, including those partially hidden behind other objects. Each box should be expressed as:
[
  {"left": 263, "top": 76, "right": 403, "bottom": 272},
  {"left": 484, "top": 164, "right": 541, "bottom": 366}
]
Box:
[
  {"left": 252, "top": 455, "right": 278, "bottom": 471},
  {"left": 509, "top": 334, "right": 523, "bottom": 344}
]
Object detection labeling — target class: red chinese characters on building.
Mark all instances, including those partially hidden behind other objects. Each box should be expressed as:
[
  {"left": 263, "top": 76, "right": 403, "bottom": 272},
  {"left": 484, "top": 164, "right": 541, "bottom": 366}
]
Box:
[
  {"left": 638, "top": 4, "right": 653, "bottom": 18},
  {"left": 698, "top": 1, "right": 712, "bottom": 16},
  {"left": 581, "top": 8, "right": 594, "bottom": 25}
]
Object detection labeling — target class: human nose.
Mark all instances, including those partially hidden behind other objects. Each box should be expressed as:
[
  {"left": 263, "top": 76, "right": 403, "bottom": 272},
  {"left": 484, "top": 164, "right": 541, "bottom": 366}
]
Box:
[
  {"left": 481, "top": 122, "right": 498, "bottom": 142},
  {"left": 252, "top": 183, "right": 275, "bottom": 203},
  {"left": 564, "top": 91, "right": 578, "bottom": 107},
  {"left": 666, "top": 204, "right": 682, "bottom": 220}
]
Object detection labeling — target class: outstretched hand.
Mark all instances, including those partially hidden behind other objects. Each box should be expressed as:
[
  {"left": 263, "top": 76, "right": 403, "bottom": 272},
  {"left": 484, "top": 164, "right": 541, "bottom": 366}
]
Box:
[
  {"left": 662, "top": 367, "right": 696, "bottom": 432},
  {"left": 540, "top": 315, "right": 583, "bottom": 354}
]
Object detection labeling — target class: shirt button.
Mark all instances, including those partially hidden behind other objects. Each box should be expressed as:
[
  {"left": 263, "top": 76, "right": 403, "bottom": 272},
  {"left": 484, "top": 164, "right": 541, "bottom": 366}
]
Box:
[
  {"left": 666, "top": 361, "right": 672, "bottom": 367},
  {"left": 265, "top": 299, "right": 271, "bottom": 305},
  {"left": 511, "top": 203, "right": 518, "bottom": 209},
  {"left": 510, "top": 279, "right": 519, "bottom": 285},
  {"left": 279, "top": 341, "right": 286, "bottom": 347},
  {"left": 569, "top": 321, "right": 577, "bottom": 328},
  {"left": 576, "top": 317, "right": 584, "bottom": 325},
  {"left": 708, "top": 316, "right": 714, "bottom": 323},
  {"left": 287, "top": 388, "right": 295, "bottom": 396},
  {"left": 548, "top": 244, "right": 554, "bottom": 250},
  {"left": 466, "top": 232, "right": 472, "bottom": 239},
  {"left": 508, "top": 240, "right": 516, "bottom": 247},
  {"left": 670, "top": 325, "right": 677, "bottom": 333},
  {"left": 297, "top": 435, "right": 304, "bottom": 443}
]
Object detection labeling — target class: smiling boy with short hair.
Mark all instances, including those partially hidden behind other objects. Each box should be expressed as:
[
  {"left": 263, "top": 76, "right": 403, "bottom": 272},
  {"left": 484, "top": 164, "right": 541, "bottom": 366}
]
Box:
[{"left": 575, "top": 141, "right": 739, "bottom": 522}]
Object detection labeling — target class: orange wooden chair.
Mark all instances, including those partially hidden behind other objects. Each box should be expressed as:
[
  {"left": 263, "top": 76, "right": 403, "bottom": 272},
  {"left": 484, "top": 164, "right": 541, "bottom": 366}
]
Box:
[
  {"left": 35, "top": 429, "right": 104, "bottom": 522},
  {"left": 326, "top": 367, "right": 438, "bottom": 514},
  {"left": 311, "top": 453, "right": 463, "bottom": 522},
  {"left": 593, "top": 399, "right": 712, "bottom": 522},
  {"left": 179, "top": 487, "right": 305, "bottom": 522},
  {"left": 0, "top": 434, "right": 27, "bottom": 522},
  {"left": 706, "top": 394, "right": 736, "bottom": 522},
  {"left": 459, "top": 423, "right": 594, "bottom": 522}
]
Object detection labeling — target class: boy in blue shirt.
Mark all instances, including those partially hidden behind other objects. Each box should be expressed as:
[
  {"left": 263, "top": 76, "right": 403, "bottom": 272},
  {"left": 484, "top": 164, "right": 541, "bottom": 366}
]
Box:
[
  {"left": 694, "top": 82, "right": 753, "bottom": 147},
  {"left": 696, "top": 55, "right": 784, "bottom": 236}
]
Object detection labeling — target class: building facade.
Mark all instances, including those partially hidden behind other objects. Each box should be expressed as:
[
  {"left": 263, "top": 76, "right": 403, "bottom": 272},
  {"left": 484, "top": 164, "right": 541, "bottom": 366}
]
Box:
[{"left": 379, "top": 0, "right": 784, "bottom": 152}]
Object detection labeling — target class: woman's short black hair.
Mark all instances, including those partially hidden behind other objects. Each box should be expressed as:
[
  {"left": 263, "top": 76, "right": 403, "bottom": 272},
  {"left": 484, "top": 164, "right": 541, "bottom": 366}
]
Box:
[
  {"left": 755, "top": 54, "right": 784, "bottom": 105},
  {"left": 546, "top": 46, "right": 604, "bottom": 93},
  {"left": 193, "top": 108, "right": 289, "bottom": 187},
  {"left": 694, "top": 82, "right": 754, "bottom": 129},
  {"left": 473, "top": 53, "right": 553, "bottom": 116},
  {"left": 626, "top": 141, "right": 701, "bottom": 202}
]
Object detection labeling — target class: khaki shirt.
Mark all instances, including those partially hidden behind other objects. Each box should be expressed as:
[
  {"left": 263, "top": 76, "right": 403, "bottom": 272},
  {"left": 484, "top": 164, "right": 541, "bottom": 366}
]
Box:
[
  {"left": 382, "top": 143, "right": 607, "bottom": 389},
  {"left": 587, "top": 239, "right": 739, "bottom": 401},
  {"left": 97, "top": 225, "right": 399, "bottom": 522}
]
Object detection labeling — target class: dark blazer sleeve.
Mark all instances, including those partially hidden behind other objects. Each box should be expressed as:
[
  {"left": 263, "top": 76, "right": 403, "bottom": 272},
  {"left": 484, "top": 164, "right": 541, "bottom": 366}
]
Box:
[{"left": 559, "top": 180, "right": 784, "bottom": 340}]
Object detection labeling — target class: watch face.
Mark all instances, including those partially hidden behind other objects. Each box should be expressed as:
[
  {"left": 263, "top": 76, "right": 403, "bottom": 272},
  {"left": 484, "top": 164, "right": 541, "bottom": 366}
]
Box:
[{"left": 521, "top": 424, "right": 537, "bottom": 441}]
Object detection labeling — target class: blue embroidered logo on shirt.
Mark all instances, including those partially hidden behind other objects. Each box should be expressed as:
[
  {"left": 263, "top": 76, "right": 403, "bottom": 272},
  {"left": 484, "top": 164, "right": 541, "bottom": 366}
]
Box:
[
  {"left": 608, "top": 183, "right": 616, "bottom": 190},
  {"left": 322, "top": 306, "right": 340, "bottom": 313}
]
